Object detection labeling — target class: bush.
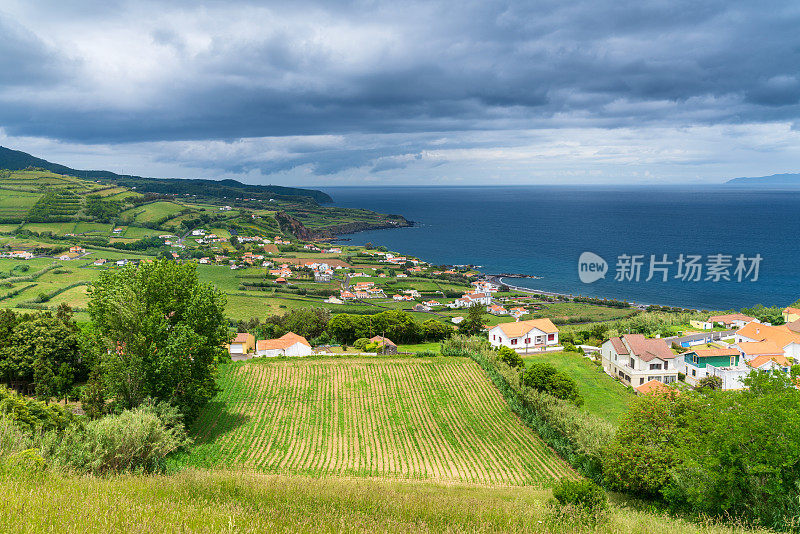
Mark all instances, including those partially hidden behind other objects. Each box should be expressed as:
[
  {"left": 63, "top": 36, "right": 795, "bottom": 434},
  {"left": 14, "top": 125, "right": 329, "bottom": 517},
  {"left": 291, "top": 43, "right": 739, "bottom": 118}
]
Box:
[
  {"left": 353, "top": 338, "right": 370, "bottom": 351},
  {"left": 496, "top": 346, "right": 524, "bottom": 368},
  {"left": 41, "top": 402, "right": 190, "bottom": 474},
  {"left": 3, "top": 448, "right": 47, "bottom": 477},
  {"left": 522, "top": 363, "right": 583, "bottom": 406},
  {"left": 552, "top": 479, "right": 607, "bottom": 512},
  {"left": 468, "top": 344, "right": 612, "bottom": 482}
]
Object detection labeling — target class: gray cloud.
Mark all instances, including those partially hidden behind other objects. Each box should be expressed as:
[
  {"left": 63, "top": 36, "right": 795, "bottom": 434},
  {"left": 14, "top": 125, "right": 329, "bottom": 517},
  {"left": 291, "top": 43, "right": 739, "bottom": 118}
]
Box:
[{"left": 0, "top": 0, "right": 799, "bottom": 180}]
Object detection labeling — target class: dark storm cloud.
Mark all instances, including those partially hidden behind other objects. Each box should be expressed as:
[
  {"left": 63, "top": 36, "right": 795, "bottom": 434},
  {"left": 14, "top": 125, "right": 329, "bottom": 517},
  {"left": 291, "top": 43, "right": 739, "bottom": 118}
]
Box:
[{"left": 1, "top": 0, "right": 799, "bottom": 176}]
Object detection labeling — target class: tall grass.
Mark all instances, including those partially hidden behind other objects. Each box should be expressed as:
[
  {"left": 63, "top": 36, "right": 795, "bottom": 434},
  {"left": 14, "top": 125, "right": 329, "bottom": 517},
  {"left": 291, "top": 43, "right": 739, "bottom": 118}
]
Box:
[{"left": 0, "top": 469, "right": 767, "bottom": 533}]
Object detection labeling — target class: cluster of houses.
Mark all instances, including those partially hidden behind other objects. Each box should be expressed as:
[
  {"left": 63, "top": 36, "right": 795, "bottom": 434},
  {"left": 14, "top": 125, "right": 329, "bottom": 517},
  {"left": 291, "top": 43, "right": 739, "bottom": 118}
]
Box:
[
  {"left": 228, "top": 332, "right": 400, "bottom": 358},
  {"left": 600, "top": 307, "right": 800, "bottom": 392},
  {"left": 228, "top": 331, "right": 313, "bottom": 358}
]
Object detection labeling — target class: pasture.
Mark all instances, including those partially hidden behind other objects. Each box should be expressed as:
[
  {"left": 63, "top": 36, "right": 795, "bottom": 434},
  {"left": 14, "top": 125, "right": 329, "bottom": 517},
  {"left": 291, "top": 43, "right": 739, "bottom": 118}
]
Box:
[
  {"left": 521, "top": 351, "right": 634, "bottom": 425},
  {"left": 183, "top": 357, "right": 574, "bottom": 485}
]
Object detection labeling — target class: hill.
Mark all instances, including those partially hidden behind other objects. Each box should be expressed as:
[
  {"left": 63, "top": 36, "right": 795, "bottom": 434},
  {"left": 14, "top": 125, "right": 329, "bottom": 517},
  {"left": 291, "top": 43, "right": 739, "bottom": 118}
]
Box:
[
  {"left": 726, "top": 172, "right": 800, "bottom": 187},
  {"left": 179, "top": 357, "right": 574, "bottom": 485},
  {"left": 0, "top": 145, "right": 332, "bottom": 203}
]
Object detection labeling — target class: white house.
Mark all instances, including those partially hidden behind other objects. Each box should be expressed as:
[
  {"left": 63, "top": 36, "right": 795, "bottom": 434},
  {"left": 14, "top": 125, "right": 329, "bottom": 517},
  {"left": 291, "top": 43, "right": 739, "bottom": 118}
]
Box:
[
  {"left": 450, "top": 292, "right": 492, "bottom": 308},
  {"left": 488, "top": 318, "right": 559, "bottom": 353},
  {"left": 256, "top": 332, "right": 312, "bottom": 357},
  {"left": 600, "top": 334, "right": 680, "bottom": 387}
]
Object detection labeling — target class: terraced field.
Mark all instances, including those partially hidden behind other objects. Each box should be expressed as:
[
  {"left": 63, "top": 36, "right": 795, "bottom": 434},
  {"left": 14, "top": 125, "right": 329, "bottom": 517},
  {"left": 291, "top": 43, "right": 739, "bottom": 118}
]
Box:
[{"left": 184, "top": 357, "right": 574, "bottom": 485}]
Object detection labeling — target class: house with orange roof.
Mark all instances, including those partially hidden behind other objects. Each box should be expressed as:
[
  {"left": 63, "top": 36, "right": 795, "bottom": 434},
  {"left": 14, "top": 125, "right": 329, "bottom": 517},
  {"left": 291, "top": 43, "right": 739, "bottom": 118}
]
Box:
[
  {"left": 735, "top": 321, "right": 800, "bottom": 360},
  {"left": 601, "top": 334, "right": 680, "bottom": 387},
  {"left": 256, "top": 332, "right": 312, "bottom": 357},
  {"left": 783, "top": 306, "right": 800, "bottom": 323},
  {"left": 228, "top": 332, "right": 255, "bottom": 355},
  {"left": 487, "top": 304, "right": 508, "bottom": 315},
  {"left": 340, "top": 290, "right": 357, "bottom": 300},
  {"left": 488, "top": 318, "right": 559, "bottom": 353}
]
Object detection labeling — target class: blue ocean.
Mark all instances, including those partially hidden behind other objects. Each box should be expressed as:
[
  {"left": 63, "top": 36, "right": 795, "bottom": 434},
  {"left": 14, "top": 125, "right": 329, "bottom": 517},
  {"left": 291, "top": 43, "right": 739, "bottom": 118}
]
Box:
[{"left": 319, "top": 186, "right": 800, "bottom": 311}]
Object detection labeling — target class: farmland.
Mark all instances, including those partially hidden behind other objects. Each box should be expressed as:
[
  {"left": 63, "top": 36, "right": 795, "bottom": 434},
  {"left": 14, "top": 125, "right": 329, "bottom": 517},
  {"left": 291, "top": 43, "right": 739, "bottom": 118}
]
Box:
[{"left": 182, "top": 357, "right": 574, "bottom": 485}]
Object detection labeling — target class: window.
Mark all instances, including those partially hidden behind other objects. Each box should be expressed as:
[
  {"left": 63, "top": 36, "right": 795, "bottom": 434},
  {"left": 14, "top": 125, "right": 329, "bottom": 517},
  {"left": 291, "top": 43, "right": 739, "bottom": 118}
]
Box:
[
  {"left": 629, "top": 358, "right": 635, "bottom": 368},
  {"left": 647, "top": 376, "right": 661, "bottom": 382},
  {"left": 525, "top": 338, "right": 531, "bottom": 344},
  {"left": 547, "top": 333, "right": 555, "bottom": 341},
  {"left": 511, "top": 339, "right": 517, "bottom": 345},
  {"left": 664, "top": 361, "right": 669, "bottom": 369},
  {"left": 691, "top": 369, "right": 696, "bottom": 377},
  {"left": 649, "top": 363, "right": 662, "bottom": 370},
  {"left": 664, "top": 376, "right": 676, "bottom": 384},
  {"left": 492, "top": 335, "right": 495, "bottom": 340},
  {"left": 640, "top": 378, "right": 644, "bottom": 385}
]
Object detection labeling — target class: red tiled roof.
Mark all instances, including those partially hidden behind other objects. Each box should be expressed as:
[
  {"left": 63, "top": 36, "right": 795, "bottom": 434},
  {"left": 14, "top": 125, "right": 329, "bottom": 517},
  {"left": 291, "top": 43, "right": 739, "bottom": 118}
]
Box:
[
  {"left": 609, "top": 337, "right": 629, "bottom": 355},
  {"left": 622, "top": 334, "right": 675, "bottom": 362},
  {"left": 232, "top": 333, "right": 250, "bottom": 344},
  {"left": 635, "top": 379, "right": 672, "bottom": 395}
]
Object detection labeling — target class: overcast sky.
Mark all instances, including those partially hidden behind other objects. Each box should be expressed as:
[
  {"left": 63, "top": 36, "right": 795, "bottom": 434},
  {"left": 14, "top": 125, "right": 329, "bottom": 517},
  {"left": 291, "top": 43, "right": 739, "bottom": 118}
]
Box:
[{"left": 1, "top": 0, "right": 799, "bottom": 186}]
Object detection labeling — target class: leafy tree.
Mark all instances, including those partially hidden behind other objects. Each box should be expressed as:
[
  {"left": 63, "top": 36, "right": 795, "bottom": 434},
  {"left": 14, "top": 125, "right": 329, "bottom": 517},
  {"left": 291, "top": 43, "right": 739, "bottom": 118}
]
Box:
[
  {"left": 696, "top": 375, "right": 722, "bottom": 391},
  {"left": 88, "top": 259, "right": 228, "bottom": 421},
  {"left": 266, "top": 307, "right": 330, "bottom": 340},
  {"left": 0, "top": 314, "right": 81, "bottom": 403},
  {"left": 663, "top": 387, "right": 800, "bottom": 530},
  {"left": 496, "top": 346, "right": 524, "bottom": 368},
  {"left": 458, "top": 305, "right": 485, "bottom": 336},
  {"left": 741, "top": 369, "right": 795, "bottom": 395},
  {"left": 603, "top": 390, "right": 699, "bottom": 497},
  {"left": 421, "top": 319, "right": 453, "bottom": 341}
]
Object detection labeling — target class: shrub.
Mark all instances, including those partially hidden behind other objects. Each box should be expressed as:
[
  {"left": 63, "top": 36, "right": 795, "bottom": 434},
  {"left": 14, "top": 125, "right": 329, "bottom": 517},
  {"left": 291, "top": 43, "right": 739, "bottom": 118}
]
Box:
[
  {"left": 41, "top": 402, "right": 190, "bottom": 474},
  {"left": 353, "top": 338, "right": 370, "bottom": 351},
  {"left": 522, "top": 363, "right": 583, "bottom": 406},
  {"left": 496, "top": 346, "right": 524, "bottom": 368},
  {"left": 3, "top": 448, "right": 47, "bottom": 476},
  {"left": 552, "top": 479, "right": 607, "bottom": 512},
  {"left": 562, "top": 342, "right": 577, "bottom": 352}
]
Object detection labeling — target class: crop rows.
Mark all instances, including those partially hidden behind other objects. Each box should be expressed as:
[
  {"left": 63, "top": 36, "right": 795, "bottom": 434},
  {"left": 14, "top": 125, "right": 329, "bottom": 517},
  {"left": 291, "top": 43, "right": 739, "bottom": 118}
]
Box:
[{"left": 186, "top": 358, "right": 574, "bottom": 486}]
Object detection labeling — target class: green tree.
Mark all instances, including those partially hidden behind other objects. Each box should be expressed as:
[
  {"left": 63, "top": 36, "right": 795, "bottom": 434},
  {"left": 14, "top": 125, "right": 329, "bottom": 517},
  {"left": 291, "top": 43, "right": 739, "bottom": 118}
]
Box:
[
  {"left": 88, "top": 259, "right": 228, "bottom": 421},
  {"left": 1, "top": 314, "right": 81, "bottom": 403},
  {"left": 458, "top": 305, "right": 485, "bottom": 336},
  {"left": 421, "top": 319, "right": 452, "bottom": 341},
  {"left": 603, "top": 391, "right": 699, "bottom": 497},
  {"left": 696, "top": 375, "right": 722, "bottom": 391}
]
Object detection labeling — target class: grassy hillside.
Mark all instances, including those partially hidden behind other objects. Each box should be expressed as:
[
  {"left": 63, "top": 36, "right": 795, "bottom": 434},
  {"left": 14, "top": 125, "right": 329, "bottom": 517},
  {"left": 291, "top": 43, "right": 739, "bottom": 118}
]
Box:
[
  {"left": 179, "top": 357, "right": 575, "bottom": 485},
  {"left": 0, "top": 145, "right": 333, "bottom": 203},
  {"left": 0, "top": 469, "right": 765, "bottom": 533},
  {"left": 522, "top": 351, "right": 634, "bottom": 425}
]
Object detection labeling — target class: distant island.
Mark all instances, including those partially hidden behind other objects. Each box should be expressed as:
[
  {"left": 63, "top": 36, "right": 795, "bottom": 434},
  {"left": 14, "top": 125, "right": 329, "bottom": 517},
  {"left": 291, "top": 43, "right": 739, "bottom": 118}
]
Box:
[{"left": 726, "top": 172, "right": 800, "bottom": 187}]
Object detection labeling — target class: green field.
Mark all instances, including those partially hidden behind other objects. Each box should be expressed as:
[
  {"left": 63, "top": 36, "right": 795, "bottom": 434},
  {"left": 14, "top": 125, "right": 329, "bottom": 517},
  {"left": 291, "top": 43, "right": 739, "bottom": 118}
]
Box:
[
  {"left": 0, "top": 470, "right": 763, "bottom": 534},
  {"left": 182, "top": 357, "right": 574, "bottom": 485},
  {"left": 522, "top": 351, "right": 634, "bottom": 424},
  {"left": 120, "top": 201, "right": 186, "bottom": 224},
  {"left": 0, "top": 188, "right": 41, "bottom": 219}
]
